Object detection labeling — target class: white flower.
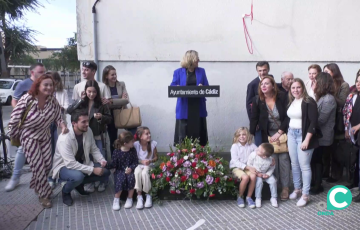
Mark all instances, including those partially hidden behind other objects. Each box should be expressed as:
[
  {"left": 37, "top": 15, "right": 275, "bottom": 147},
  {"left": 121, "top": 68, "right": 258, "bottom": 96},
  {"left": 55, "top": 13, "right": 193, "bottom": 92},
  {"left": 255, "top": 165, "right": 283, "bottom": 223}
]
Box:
[
  {"left": 184, "top": 156, "right": 189, "bottom": 160},
  {"left": 195, "top": 167, "right": 198, "bottom": 169},
  {"left": 209, "top": 169, "right": 214, "bottom": 173},
  {"left": 189, "top": 183, "right": 192, "bottom": 185},
  {"left": 175, "top": 173, "right": 178, "bottom": 178},
  {"left": 220, "top": 172, "right": 224, "bottom": 176}
]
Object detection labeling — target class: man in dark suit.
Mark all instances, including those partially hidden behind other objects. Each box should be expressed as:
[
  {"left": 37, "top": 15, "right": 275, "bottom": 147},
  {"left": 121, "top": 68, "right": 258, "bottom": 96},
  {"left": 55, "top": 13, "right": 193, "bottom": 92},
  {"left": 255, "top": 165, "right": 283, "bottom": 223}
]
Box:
[
  {"left": 246, "top": 61, "right": 272, "bottom": 146},
  {"left": 277, "top": 71, "right": 294, "bottom": 94}
]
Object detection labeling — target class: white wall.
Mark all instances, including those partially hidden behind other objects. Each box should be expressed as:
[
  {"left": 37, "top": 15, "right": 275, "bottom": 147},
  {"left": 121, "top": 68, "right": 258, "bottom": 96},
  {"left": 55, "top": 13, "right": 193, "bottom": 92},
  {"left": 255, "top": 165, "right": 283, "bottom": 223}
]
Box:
[
  {"left": 76, "top": 0, "right": 360, "bottom": 151},
  {"left": 97, "top": 61, "right": 359, "bottom": 152},
  {"left": 77, "top": 0, "right": 360, "bottom": 61}
]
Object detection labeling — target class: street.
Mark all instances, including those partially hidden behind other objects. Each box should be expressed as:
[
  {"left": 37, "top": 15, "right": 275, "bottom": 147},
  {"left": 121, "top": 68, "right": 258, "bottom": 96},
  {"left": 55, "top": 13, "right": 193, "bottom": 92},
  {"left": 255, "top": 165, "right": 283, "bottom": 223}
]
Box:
[{"left": 1, "top": 104, "right": 12, "bottom": 128}]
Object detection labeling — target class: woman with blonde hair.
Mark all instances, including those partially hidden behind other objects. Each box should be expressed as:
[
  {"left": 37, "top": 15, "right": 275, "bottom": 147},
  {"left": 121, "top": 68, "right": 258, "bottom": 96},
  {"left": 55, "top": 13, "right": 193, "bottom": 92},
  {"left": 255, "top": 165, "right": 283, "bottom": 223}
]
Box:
[{"left": 170, "top": 50, "right": 209, "bottom": 146}]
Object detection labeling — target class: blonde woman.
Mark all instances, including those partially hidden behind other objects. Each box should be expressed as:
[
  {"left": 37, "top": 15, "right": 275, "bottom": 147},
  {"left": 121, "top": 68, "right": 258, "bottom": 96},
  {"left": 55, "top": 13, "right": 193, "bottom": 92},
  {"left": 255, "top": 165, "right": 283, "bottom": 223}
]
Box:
[{"left": 170, "top": 50, "right": 209, "bottom": 146}]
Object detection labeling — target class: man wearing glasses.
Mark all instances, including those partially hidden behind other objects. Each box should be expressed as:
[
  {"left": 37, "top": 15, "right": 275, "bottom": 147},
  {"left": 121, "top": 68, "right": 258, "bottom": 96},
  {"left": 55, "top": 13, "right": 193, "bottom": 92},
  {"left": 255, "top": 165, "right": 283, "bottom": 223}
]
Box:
[{"left": 72, "top": 61, "right": 111, "bottom": 104}]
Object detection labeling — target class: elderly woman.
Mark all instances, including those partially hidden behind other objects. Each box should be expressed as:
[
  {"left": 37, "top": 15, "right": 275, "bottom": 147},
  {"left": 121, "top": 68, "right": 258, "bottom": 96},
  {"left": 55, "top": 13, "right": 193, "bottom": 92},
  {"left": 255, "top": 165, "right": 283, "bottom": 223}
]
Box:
[
  {"left": 309, "top": 73, "right": 336, "bottom": 195},
  {"left": 8, "top": 74, "right": 68, "bottom": 208},
  {"left": 305, "top": 64, "right": 321, "bottom": 100},
  {"left": 170, "top": 50, "right": 209, "bottom": 146},
  {"left": 250, "top": 76, "right": 291, "bottom": 201},
  {"left": 323, "top": 63, "right": 350, "bottom": 182}
]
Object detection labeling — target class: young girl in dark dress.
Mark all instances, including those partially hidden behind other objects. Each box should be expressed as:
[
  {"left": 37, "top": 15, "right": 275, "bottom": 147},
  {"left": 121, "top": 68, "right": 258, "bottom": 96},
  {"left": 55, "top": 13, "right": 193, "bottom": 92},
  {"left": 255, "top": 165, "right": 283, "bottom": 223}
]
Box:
[{"left": 107, "top": 131, "right": 138, "bottom": 210}]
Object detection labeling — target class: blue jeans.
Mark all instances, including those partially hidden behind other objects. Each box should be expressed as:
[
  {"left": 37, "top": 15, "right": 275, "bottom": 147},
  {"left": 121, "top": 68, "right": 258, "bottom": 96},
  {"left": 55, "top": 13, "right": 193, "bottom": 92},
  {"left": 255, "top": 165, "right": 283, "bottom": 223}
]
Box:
[
  {"left": 11, "top": 146, "right": 26, "bottom": 180},
  {"left": 59, "top": 163, "right": 110, "bottom": 193},
  {"left": 95, "top": 139, "right": 105, "bottom": 158},
  {"left": 288, "top": 128, "right": 314, "bottom": 195},
  {"left": 255, "top": 175, "right": 277, "bottom": 198},
  {"left": 254, "top": 129, "right": 262, "bottom": 147}
]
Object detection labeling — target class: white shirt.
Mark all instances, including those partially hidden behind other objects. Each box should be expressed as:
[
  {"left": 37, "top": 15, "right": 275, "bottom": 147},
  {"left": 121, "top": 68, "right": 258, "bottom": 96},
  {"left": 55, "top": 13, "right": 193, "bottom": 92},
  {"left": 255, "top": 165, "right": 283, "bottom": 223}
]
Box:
[
  {"left": 288, "top": 98, "right": 303, "bottom": 129},
  {"left": 229, "top": 142, "right": 257, "bottom": 170},
  {"left": 55, "top": 89, "right": 69, "bottom": 110},
  {"left": 72, "top": 80, "right": 111, "bottom": 100},
  {"left": 305, "top": 80, "right": 315, "bottom": 100},
  {"left": 134, "top": 140, "right": 157, "bottom": 161},
  {"left": 247, "top": 152, "right": 275, "bottom": 176}
]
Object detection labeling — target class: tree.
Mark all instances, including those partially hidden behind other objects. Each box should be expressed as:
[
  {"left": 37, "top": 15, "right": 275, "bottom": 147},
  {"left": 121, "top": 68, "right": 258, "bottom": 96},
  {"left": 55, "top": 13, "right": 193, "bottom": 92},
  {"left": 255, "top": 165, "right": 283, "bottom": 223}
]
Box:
[{"left": 0, "top": 0, "right": 42, "bottom": 77}]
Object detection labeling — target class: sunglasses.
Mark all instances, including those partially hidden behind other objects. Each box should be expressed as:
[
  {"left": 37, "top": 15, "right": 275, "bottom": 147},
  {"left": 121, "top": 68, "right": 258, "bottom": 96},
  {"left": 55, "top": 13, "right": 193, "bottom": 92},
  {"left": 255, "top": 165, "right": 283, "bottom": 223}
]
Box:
[{"left": 82, "top": 62, "right": 96, "bottom": 69}]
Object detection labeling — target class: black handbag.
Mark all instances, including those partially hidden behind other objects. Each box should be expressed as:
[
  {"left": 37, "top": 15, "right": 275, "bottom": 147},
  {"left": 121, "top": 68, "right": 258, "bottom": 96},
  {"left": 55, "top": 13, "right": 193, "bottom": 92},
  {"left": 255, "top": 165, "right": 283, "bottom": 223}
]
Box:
[
  {"left": 335, "top": 110, "right": 345, "bottom": 134},
  {"left": 334, "top": 140, "right": 358, "bottom": 182}
]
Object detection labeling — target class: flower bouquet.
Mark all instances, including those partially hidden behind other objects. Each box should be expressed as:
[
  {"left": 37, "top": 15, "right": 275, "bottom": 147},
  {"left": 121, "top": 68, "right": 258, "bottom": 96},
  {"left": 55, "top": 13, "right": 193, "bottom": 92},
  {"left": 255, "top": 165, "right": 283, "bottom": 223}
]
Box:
[{"left": 150, "top": 137, "right": 237, "bottom": 200}]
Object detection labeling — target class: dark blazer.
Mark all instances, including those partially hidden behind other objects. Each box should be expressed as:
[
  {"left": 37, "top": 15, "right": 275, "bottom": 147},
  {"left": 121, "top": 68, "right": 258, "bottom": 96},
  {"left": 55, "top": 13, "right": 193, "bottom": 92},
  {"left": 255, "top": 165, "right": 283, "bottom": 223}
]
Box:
[
  {"left": 289, "top": 97, "right": 319, "bottom": 150},
  {"left": 246, "top": 75, "right": 274, "bottom": 120},
  {"left": 250, "top": 91, "right": 289, "bottom": 142},
  {"left": 276, "top": 83, "right": 288, "bottom": 94}
]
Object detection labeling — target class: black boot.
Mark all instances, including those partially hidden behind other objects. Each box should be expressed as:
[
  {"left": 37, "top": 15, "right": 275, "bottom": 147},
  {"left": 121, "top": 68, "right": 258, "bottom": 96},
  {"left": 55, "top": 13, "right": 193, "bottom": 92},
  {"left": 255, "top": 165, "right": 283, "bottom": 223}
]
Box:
[
  {"left": 353, "top": 193, "right": 360, "bottom": 202},
  {"left": 75, "top": 184, "right": 90, "bottom": 196},
  {"left": 310, "top": 164, "right": 324, "bottom": 195},
  {"left": 62, "top": 191, "right": 73, "bottom": 206}
]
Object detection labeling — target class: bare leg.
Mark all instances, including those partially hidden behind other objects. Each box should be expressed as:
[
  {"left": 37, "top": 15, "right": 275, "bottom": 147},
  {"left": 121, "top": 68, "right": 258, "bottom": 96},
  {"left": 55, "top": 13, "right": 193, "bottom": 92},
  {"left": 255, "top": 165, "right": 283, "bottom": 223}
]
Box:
[
  {"left": 247, "top": 173, "right": 257, "bottom": 198},
  {"left": 239, "top": 175, "right": 249, "bottom": 197},
  {"left": 115, "top": 191, "right": 122, "bottom": 198},
  {"left": 128, "top": 189, "right": 135, "bottom": 198}
]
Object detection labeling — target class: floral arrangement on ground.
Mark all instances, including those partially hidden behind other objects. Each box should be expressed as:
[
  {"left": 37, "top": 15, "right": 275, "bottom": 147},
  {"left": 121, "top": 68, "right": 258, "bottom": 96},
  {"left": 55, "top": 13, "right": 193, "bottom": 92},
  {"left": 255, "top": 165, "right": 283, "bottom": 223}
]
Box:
[{"left": 150, "top": 138, "right": 237, "bottom": 200}]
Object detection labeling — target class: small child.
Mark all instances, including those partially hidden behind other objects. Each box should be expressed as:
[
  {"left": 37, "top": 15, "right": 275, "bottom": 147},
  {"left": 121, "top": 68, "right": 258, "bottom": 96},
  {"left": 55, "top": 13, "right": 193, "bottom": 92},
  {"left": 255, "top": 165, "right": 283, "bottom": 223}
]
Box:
[
  {"left": 247, "top": 143, "right": 278, "bottom": 208},
  {"left": 230, "top": 127, "right": 258, "bottom": 208},
  {"left": 107, "top": 131, "right": 138, "bottom": 211},
  {"left": 133, "top": 126, "right": 158, "bottom": 209}
]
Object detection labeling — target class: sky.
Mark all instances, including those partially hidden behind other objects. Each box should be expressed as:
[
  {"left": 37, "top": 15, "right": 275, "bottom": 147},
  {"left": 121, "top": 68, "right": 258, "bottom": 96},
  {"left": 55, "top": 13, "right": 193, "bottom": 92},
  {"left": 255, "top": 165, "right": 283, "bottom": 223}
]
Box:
[{"left": 16, "top": 0, "right": 77, "bottom": 48}]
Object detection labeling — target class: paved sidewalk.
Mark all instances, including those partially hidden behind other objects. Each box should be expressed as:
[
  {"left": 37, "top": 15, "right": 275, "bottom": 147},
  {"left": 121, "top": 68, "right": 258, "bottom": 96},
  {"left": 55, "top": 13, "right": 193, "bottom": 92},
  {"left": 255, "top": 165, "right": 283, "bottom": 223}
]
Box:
[{"left": 19, "top": 174, "right": 360, "bottom": 230}]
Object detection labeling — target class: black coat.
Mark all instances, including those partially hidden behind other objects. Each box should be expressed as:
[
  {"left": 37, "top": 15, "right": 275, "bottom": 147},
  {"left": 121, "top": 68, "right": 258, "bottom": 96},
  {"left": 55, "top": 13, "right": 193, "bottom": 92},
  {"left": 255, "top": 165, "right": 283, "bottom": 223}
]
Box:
[
  {"left": 293, "top": 97, "right": 319, "bottom": 150},
  {"left": 250, "top": 91, "right": 289, "bottom": 143}
]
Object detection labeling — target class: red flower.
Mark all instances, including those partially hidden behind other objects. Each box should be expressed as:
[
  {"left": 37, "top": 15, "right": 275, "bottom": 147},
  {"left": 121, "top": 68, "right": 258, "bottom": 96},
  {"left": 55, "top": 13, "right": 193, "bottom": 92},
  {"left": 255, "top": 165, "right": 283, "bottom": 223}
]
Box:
[
  {"left": 166, "top": 177, "right": 171, "bottom": 182},
  {"left": 178, "top": 170, "right": 182, "bottom": 175},
  {"left": 192, "top": 174, "right": 199, "bottom": 180},
  {"left": 169, "top": 153, "right": 175, "bottom": 157},
  {"left": 191, "top": 162, "right": 197, "bottom": 168},
  {"left": 196, "top": 168, "right": 205, "bottom": 176},
  {"left": 195, "top": 154, "right": 200, "bottom": 159},
  {"left": 159, "top": 173, "right": 163, "bottom": 177},
  {"left": 204, "top": 168, "right": 208, "bottom": 174},
  {"left": 166, "top": 161, "right": 172, "bottom": 167},
  {"left": 151, "top": 173, "right": 155, "bottom": 179},
  {"left": 215, "top": 177, "right": 220, "bottom": 183},
  {"left": 177, "top": 159, "right": 184, "bottom": 165},
  {"left": 170, "top": 190, "right": 176, "bottom": 194},
  {"left": 189, "top": 189, "right": 196, "bottom": 194},
  {"left": 181, "top": 149, "right": 188, "bottom": 153},
  {"left": 209, "top": 194, "right": 215, "bottom": 197},
  {"left": 228, "top": 177, "right": 233, "bottom": 181},
  {"left": 181, "top": 176, "right": 187, "bottom": 182}
]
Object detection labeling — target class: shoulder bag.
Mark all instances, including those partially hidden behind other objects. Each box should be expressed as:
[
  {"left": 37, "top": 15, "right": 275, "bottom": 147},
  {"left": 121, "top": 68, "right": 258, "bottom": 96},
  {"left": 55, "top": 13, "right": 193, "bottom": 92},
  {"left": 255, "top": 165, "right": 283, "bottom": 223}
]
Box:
[
  {"left": 113, "top": 103, "right": 142, "bottom": 129},
  {"left": 10, "top": 101, "right": 34, "bottom": 147},
  {"left": 267, "top": 107, "right": 288, "bottom": 153}
]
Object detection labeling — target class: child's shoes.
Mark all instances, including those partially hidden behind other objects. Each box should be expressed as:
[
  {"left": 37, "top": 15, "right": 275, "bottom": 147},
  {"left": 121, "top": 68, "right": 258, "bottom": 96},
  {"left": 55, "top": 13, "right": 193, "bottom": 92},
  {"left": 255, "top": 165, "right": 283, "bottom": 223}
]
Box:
[
  {"left": 255, "top": 198, "right": 261, "bottom": 208},
  {"left": 246, "top": 197, "right": 256, "bottom": 209},
  {"left": 124, "top": 198, "right": 133, "bottom": 209},
  {"left": 270, "top": 197, "right": 278, "bottom": 208},
  {"left": 136, "top": 195, "right": 144, "bottom": 209},
  {"left": 145, "top": 194, "right": 152, "bottom": 208},
  {"left": 112, "top": 198, "right": 120, "bottom": 211},
  {"left": 237, "top": 197, "right": 245, "bottom": 208}
]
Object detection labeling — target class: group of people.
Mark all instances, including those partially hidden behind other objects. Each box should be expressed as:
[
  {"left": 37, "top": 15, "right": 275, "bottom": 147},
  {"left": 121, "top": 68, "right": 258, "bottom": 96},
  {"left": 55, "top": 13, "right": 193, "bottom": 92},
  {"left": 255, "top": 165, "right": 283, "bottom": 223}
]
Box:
[
  {"left": 5, "top": 62, "right": 158, "bottom": 211},
  {"left": 4, "top": 50, "right": 360, "bottom": 210},
  {"left": 230, "top": 61, "right": 360, "bottom": 209}
]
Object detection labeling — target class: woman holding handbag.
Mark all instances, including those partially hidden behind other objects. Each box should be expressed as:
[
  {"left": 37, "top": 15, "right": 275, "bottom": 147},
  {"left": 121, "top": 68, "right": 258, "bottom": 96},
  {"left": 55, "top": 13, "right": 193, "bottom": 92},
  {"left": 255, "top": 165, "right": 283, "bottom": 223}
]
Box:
[
  {"left": 309, "top": 73, "right": 337, "bottom": 195},
  {"left": 323, "top": 63, "right": 350, "bottom": 182},
  {"left": 8, "top": 74, "right": 68, "bottom": 208},
  {"left": 250, "top": 76, "right": 291, "bottom": 201},
  {"left": 102, "top": 65, "right": 133, "bottom": 154}
]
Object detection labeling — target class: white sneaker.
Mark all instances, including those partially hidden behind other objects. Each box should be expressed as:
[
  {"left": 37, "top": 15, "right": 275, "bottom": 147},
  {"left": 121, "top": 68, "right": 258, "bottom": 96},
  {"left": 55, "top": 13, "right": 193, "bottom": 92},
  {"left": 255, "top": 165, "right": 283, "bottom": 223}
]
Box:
[
  {"left": 98, "top": 183, "right": 106, "bottom": 192},
  {"left": 84, "top": 183, "right": 95, "bottom": 193},
  {"left": 125, "top": 198, "right": 133, "bottom": 209},
  {"left": 5, "top": 178, "right": 20, "bottom": 192},
  {"left": 136, "top": 195, "right": 144, "bottom": 209},
  {"left": 49, "top": 181, "right": 55, "bottom": 189},
  {"left": 145, "top": 194, "right": 152, "bottom": 208},
  {"left": 112, "top": 198, "right": 120, "bottom": 211},
  {"left": 255, "top": 198, "right": 262, "bottom": 208},
  {"left": 94, "top": 181, "right": 100, "bottom": 188},
  {"left": 289, "top": 190, "right": 301, "bottom": 200},
  {"left": 296, "top": 196, "right": 309, "bottom": 207},
  {"left": 270, "top": 198, "right": 278, "bottom": 208}
]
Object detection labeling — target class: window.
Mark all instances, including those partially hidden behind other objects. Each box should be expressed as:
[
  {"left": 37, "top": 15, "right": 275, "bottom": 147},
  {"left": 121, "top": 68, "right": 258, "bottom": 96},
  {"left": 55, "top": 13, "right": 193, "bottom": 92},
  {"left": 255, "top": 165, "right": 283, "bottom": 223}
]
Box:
[
  {"left": 13, "top": 82, "right": 19, "bottom": 90},
  {"left": 0, "top": 80, "right": 13, "bottom": 89}
]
